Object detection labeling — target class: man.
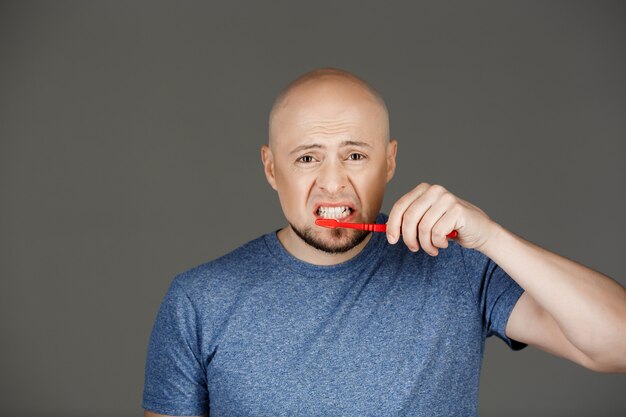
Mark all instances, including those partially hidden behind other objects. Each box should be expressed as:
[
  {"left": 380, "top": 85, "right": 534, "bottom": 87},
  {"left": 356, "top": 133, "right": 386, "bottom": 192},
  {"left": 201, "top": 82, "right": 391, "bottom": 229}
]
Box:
[{"left": 143, "top": 68, "right": 626, "bottom": 416}]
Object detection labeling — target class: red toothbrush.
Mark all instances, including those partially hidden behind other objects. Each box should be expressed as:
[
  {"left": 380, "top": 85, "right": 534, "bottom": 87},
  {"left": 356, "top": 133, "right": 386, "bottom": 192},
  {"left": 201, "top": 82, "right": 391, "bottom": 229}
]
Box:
[{"left": 315, "top": 218, "right": 458, "bottom": 239}]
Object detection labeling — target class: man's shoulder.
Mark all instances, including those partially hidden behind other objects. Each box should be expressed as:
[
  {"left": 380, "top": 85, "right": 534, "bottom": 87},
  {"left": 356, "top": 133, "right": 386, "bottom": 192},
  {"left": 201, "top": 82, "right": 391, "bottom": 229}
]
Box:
[{"left": 173, "top": 232, "right": 274, "bottom": 293}]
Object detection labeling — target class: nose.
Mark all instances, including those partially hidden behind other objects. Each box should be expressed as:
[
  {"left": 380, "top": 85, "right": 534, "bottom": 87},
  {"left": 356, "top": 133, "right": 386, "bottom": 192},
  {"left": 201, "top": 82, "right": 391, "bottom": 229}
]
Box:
[{"left": 316, "top": 158, "right": 347, "bottom": 195}]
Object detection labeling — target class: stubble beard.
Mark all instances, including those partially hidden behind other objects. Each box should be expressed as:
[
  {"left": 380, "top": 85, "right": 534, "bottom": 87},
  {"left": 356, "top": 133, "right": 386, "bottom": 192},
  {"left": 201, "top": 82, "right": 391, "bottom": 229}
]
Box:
[{"left": 289, "top": 222, "right": 370, "bottom": 254}]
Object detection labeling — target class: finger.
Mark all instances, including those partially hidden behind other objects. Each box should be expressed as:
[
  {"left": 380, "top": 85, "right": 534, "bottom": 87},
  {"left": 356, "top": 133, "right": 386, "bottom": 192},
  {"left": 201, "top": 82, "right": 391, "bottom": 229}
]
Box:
[
  {"left": 401, "top": 199, "right": 431, "bottom": 252},
  {"left": 400, "top": 185, "right": 447, "bottom": 251},
  {"left": 418, "top": 196, "right": 455, "bottom": 256},
  {"left": 386, "top": 183, "right": 430, "bottom": 244},
  {"left": 431, "top": 208, "right": 460, "bottom": 249}
]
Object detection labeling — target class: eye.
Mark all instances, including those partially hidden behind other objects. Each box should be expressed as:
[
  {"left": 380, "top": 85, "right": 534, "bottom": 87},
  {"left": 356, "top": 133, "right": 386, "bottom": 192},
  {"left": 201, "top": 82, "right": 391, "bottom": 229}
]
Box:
[
  {"left": 347, "top": 153, "right": 366, "bottom": 161},
  {"left": 296, "top": 155, "right": 315, "bottom": 163}
]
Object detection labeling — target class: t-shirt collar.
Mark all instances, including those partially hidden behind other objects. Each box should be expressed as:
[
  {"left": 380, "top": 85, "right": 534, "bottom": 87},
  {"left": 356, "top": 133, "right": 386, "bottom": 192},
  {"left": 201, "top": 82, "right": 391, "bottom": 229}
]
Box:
[{"left": 264, "top": 213, "right": 389, "bottom": 278}]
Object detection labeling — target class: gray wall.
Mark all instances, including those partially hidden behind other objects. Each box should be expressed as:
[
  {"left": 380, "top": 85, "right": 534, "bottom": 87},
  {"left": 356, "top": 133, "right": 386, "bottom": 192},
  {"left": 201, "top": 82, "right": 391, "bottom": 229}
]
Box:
[{"left": 1, "top": 1, "right": 624, "bottom": 416}]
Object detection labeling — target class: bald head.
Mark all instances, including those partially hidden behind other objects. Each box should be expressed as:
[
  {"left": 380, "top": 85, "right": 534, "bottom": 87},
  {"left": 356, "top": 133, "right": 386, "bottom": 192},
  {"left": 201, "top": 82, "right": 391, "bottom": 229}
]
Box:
[{"left": 268, "top": 68, "right": 390, "bottom": 148}]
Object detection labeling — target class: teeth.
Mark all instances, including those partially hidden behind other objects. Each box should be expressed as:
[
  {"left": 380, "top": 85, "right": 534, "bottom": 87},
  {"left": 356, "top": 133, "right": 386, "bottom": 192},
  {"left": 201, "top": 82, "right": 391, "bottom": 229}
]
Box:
[{"left": 317, "top": 206, "right": 352, "bottom": 219}]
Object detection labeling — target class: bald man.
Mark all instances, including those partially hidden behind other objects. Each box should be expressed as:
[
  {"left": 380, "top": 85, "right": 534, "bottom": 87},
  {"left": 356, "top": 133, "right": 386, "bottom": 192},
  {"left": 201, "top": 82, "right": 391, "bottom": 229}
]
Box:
[{"left": 143, "top": 68, "right": 626, "bottom": 417}]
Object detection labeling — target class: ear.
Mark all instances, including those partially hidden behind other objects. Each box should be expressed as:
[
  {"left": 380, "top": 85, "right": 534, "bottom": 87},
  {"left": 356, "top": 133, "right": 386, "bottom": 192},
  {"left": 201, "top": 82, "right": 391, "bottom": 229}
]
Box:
[
  {"left": 385, "top": 139, "right": 398, "bottom": 183},
  {"left": 261, "top": 145, "right": 278, "bottom": 190}
]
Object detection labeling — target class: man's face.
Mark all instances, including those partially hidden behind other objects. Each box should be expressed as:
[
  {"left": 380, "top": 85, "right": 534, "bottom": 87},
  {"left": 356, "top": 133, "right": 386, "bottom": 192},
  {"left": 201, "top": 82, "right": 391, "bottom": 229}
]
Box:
[{"left": 263, "top": 78, "right": 397, "bottom": 254}]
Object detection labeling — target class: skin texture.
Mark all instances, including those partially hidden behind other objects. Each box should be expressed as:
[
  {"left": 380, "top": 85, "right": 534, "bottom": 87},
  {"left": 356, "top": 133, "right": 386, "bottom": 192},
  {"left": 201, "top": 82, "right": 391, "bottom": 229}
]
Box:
[
  {"left": 262, "top": 69, "right": 397, "bottom": 265},
  {"left": 145, "top": 67, "right": 626, "bottom": 417}
]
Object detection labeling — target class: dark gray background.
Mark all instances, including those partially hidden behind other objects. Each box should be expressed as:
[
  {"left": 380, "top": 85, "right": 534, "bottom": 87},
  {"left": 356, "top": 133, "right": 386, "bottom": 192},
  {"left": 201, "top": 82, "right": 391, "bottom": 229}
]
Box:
[{"left": 1, "top": 1, "right": 624, "bottom": 416}]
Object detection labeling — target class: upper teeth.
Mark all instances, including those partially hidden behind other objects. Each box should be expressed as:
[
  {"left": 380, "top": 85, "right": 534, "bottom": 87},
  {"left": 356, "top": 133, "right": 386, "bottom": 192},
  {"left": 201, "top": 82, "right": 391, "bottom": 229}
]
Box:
[{"left": 317, "top": 206, "right": 352, "bottom": 219}]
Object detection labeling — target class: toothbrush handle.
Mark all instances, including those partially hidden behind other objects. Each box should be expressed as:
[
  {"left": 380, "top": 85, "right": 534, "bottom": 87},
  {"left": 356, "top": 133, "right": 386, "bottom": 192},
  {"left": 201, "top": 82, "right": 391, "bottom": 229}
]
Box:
[
  {"left": 366, "top": 223, "right": 387, "bottom": 232},
  {"left": 370, "top": 223, "right": 458, "bottom": 238},
  {"left": 337, "top": 222, "right": 458, "bottom": 239}
]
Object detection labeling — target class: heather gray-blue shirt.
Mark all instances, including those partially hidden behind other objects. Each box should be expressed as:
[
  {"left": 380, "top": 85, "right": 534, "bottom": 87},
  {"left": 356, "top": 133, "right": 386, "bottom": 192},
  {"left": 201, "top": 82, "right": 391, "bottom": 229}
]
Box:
[{"left": 143, "top": 214, "right": 526, "bottom": 416}]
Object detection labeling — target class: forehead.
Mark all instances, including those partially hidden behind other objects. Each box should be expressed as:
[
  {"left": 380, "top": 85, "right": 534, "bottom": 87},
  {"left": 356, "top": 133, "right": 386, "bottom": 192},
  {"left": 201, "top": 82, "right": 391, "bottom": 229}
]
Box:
[{"left": 270, "top": 78, "right": 389, "bottom": 150}]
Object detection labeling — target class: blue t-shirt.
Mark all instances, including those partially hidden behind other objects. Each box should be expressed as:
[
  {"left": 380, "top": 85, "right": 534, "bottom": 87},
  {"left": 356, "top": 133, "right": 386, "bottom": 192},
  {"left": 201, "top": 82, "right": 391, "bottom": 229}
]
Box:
[{"left": 143, "top": 214, "right": 526, "bottom": 416}]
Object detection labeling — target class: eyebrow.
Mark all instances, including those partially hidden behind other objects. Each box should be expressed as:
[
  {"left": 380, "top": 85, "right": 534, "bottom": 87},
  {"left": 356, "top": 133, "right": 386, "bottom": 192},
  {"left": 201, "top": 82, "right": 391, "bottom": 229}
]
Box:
[{"left": 288, "top": 140, "right": 372, "bottom": 155}]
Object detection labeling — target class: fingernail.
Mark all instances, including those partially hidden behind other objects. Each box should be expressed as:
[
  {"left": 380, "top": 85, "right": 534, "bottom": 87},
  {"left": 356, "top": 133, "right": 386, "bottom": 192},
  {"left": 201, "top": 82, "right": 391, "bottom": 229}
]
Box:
[{"left": 387, "top": 234, "right": 397, "bottom": 244}]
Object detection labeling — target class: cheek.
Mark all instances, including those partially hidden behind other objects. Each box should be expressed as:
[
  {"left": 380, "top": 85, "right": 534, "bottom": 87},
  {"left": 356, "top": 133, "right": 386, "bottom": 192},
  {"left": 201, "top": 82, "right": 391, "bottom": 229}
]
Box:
[
  {"left": 352, "top": 164, "right": 387, "bottom": 209},
  {"left": 275, "top": 168, "right": 313, "bottom": 210}
]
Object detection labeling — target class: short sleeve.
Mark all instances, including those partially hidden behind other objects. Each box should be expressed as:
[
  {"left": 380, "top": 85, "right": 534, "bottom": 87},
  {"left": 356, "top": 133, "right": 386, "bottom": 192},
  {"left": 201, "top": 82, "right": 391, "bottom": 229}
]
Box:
[
  {"left": 142, "top": 277, "right": 209, "bottom": 415},
  {"left": 461, "top": 246, "right": 527, "bottom": 351}
]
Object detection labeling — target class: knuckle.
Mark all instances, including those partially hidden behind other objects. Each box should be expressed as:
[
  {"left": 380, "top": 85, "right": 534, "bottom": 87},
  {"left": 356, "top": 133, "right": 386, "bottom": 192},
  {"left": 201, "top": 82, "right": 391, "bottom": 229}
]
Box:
[
  {"left": 395, "top": 195, "right": 415, "bottom": 211},
  {"left": 450, "top": 204, "right": 463, "bottom": 216},
  {"left": 397, "top": 193, "right": 412, "bottom": 205},
  {"left": 404, "top": 205, "right": 421, "bottom": 222},
  {"left": 441, "top": 191, "right": 455, "bottom": 203},
  {"left": 413, "top": 182, "right": 430, "bottom": 194},
  {"left": 430, "top": 184, "right": 445, "bottom": 194}
]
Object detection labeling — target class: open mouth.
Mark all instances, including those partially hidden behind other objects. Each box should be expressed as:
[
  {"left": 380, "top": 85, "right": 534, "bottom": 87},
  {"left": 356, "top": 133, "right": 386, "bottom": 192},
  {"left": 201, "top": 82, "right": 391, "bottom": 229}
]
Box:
[{"left": 314, "top": 205, "right": 355, "bottom": 220}]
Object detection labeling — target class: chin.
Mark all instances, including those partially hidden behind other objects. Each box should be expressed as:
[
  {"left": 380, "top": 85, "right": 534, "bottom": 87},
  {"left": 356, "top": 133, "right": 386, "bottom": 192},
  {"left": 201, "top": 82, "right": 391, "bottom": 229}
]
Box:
[{"left": 290, "top": 221, "right": 370, "bottom": 254}]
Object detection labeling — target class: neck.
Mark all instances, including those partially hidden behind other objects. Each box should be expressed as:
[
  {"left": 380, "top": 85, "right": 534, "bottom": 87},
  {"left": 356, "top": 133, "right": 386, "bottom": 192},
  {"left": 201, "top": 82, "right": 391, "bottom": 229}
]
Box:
[{"left": 276, "top": 226, "right": 373, "bottom": 266}]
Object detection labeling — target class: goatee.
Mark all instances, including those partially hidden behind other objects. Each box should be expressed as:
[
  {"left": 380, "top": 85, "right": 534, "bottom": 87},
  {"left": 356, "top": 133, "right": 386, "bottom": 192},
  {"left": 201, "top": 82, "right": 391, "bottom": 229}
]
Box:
[{"left": 289, "top": 222, "right": 370, "bottom": 254}]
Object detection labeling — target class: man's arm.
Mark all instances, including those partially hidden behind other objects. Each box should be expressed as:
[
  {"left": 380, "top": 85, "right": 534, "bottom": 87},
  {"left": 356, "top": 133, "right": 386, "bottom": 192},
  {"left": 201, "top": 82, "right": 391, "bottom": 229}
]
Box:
[
  {"left": 144, "top": 411, "right": 206, "bottom": 417},
  {"left": 481, "top": 223, "right": 626, "bottom": 372},
  {"left": 386, "top": 183, "right": 626, "bottom": 372}
]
